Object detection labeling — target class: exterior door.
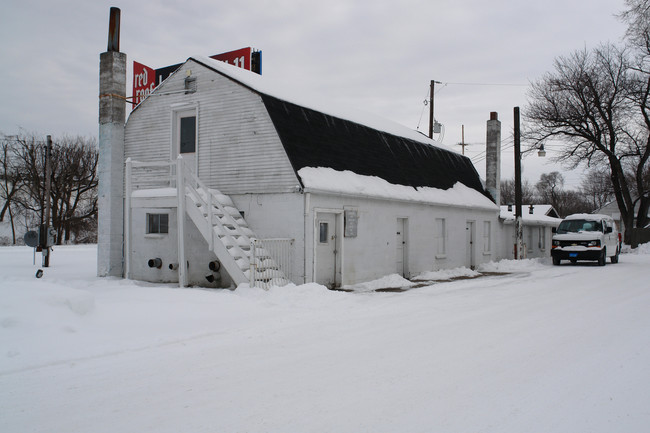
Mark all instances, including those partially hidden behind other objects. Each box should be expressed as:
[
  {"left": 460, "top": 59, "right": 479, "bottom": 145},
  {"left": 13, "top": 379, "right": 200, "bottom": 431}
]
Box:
[
  {"left": 315, "top": 213, "right": 338, "bottom": 288},
  {"left": 173, "top": 109, "right": 197, "bottom": 174},
  {"left": 466, "top": 221, "right": 476, "bottom": 270},
  {"left": 396, "top": 218, "right": 408, "bottom": 277}
]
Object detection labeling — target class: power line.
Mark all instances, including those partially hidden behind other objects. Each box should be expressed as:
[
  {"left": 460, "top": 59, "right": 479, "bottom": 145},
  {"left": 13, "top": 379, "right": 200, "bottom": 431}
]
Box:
[{"left": 444, "top": 81, "right": 529, "bottom": 87}]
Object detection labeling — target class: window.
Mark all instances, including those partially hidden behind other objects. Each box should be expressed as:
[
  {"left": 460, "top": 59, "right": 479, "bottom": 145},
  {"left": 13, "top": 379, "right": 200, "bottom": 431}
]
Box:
[
  {"left": 147, "top": 213, "right": 169, "bottom": 234},
  {"left": 180, "top": 116, "right": 196, "bottom": 153},
  {"left": 435, "top": 218, "right": 446, "bottom": 256},
  {"left": 319, "top": 222, "right": 329, "bottom": 243},
  {"left": 539, "top": 227, "right": 546, "bottom": 250},
  {"left": 483, "top": 221, "right": 491, "bottom": 253}
]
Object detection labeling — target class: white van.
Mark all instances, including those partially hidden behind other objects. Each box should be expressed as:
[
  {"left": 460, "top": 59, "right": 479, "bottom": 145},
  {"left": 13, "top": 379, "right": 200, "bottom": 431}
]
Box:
[{"left": 551, "top": 213, "right": 621, "bottom": 266}]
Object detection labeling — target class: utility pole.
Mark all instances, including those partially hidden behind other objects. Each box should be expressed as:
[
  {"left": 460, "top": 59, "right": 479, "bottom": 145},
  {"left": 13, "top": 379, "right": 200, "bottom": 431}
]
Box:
[
  {"left": 428, "top": 80, "right": 441, "bottom": 139},
  {"left": 43, "top": 135, "right": 53, "bottom": 267},
  {"left": 514, "top": 107, "right": 524, "bottom": 259},
  {"left": 459, "top": 125, "right": 466, "bottom": 155}
]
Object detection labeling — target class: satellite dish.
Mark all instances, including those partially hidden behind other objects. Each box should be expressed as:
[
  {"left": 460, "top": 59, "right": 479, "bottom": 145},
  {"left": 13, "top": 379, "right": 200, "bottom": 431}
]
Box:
[{"left": 24, "top": 230, "right": 39, "bottom": 248}]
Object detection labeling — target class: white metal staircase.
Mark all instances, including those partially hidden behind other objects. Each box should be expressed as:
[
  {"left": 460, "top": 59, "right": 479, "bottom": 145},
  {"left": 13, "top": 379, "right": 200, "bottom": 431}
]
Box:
[
  {"left": 178, "top": 158, "right": 291, "bottom": 288},
  {"left": 125, "top": 156, "right": 292, "bottom": 288}
]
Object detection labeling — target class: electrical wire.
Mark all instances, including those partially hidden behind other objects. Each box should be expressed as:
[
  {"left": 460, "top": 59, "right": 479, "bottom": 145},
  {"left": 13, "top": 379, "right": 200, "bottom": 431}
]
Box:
[{"left": 444, "top": 81, "right": 528, "bottom": 87}]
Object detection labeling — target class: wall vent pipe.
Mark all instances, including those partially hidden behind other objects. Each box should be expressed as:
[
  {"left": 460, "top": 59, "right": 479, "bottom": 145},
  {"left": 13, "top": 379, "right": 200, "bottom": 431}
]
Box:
[{"left": 148, "top": 258, "right": 162, "bottom": 269}]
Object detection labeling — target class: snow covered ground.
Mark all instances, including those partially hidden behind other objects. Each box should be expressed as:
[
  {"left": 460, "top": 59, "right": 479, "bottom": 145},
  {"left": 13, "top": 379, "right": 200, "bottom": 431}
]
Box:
[{"left": 1, "top": 244, "right": 649, "bottom": 433}]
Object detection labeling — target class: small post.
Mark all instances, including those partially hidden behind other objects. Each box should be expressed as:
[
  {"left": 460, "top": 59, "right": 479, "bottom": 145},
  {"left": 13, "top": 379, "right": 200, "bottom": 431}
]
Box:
[
  {"left": 177, "top": 156, "right": 188, "bottom": 287},
  {"left": 250, "top": 239, "right": 257, "bottom": 288},
  {"left": 43, "top": 135, "right": 53, "bottom": 267}
]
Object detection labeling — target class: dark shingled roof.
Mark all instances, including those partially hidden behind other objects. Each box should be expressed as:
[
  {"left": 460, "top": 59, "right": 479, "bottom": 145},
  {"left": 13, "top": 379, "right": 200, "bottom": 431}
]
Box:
[{"left": 260, "top": 94, "right": 490, "bottom": 198}]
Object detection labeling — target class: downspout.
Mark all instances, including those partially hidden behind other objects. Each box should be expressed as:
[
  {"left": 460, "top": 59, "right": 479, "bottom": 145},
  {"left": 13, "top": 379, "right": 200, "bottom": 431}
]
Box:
[{"left": 303, "top": 191, "right": 310, "bottom": 284}]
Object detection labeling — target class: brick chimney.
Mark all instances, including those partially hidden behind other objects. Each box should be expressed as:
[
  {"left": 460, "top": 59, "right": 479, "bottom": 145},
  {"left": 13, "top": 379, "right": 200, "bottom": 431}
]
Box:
[
  {"left": 485, "top": 111, "right": 501, "bottom": 205},
  {"left": 97, "top": 7, "right": 126, "bottom": 277}
]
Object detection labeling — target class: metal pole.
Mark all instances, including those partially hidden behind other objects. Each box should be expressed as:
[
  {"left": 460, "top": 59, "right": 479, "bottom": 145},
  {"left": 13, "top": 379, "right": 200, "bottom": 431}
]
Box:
[
  {"left": 43, "top": 135, "right": 53, "bottom": 267},
  {"left": 514, "top": 107, "right": 523, "bottom": 259},
  {"left": 429, "top": 80, "right": 435, "bottom": 138}
]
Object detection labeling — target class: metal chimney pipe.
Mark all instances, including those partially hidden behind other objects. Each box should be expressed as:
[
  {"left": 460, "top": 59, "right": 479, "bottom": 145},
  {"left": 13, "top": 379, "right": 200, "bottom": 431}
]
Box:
[{"left": 107, "top": 7, "right": 120, "bottom": 52}]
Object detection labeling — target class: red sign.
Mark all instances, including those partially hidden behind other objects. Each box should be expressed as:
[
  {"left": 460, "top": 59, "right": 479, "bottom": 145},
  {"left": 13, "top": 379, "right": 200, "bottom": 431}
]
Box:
[
  {"left": 132, "top": 47, "right": 259, "bottom": 108},
  {"left": 211, "top": 47, "right": 251, "bottom": 70},
  {"left": 132, "top": 61, "right": 156, "bottom": 106}
]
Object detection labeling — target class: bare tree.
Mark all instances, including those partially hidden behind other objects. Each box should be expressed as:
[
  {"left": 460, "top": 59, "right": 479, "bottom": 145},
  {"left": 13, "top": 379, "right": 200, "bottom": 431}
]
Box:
[
  {"left": 500, "top": 178, "right": 536, "bottom": 205},
  {"left": 0, "top": 136, "right": 23, "bottom": 243},
  {"left": 581, "top": 167, "right": 615, "bottom": 210},
  {"left": 536, "top": 171, "right": 565, "bottom": 210},
  {"left": 11, "top": 133, "right": 98, "bottom": 244},
  {"left": 525, "top": 43, "right": 649, "bottom": 243},
  {"left": 619, "top": 0, "right": 650, "bottom": 56}
]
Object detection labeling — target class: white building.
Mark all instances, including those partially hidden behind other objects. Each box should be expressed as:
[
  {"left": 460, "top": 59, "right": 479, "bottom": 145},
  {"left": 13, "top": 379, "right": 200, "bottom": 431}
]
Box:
[
  {"left": 499, "top": 205, "right": 561, "bottom": 259},
  {"left": 119, "top": 56, "right": 509, "bottom": 288}
]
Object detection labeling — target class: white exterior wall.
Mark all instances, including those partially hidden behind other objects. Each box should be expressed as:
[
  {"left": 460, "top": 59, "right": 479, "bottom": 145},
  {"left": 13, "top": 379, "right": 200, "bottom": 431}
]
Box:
[
  {"left": 497, "top": 222, "right": 554, "bottom": 260},
  {"left": 230, "top": 192, "right": 306, "bottom": 284},
  {"left": 304, "top": 192, "right": 499, "bottom": 286},
  {"left": 128, "top": 196, "right": 233, "bottom": 288},
  {"left": 231, "top": 190, "right": 502, "bottom": 287},
  {"left": 124, "top": 60, "right": 299, "bottom": 194}
]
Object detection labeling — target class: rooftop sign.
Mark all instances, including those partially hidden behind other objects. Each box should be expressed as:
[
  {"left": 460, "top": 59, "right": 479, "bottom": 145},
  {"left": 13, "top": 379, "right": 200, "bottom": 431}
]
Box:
[{"left": 132, "top": 47, "right": 261, "bottom": 107}]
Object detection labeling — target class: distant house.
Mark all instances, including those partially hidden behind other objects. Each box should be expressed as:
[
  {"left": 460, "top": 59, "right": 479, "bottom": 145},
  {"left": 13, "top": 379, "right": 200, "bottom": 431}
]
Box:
[
  {"left": 121, "top": 56, "right": 503, "bottom": 288},
  {"left": 499, "top": 204, "right": 561, "bottom": 259},
  {"left": 593, "top": 199, "right": 650, "bottom": 232}
]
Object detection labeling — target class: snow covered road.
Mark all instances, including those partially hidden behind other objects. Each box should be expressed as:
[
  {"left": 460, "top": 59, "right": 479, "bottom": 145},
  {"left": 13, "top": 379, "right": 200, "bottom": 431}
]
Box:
[{"left": 1, "top": 245, "right": 649, "bottom": 432}]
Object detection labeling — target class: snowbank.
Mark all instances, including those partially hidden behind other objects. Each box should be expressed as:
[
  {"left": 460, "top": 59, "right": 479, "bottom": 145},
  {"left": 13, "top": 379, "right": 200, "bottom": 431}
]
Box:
[{"left": 2, "top": 244, "right": 650, "bottom": 433}]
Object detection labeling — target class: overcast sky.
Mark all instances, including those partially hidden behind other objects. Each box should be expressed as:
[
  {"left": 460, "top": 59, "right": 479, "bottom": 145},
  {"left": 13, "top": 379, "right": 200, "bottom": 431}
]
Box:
[{"left": 0, "top": 0, "right": 629, "bottom": 187}]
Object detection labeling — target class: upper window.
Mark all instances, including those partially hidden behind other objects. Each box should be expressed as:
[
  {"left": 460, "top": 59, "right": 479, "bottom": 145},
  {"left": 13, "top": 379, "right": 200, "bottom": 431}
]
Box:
[
  {"left": 180, "top": 116, "right": 196, "bottom": 154},
  {"left": 147, "top": 213, "right": 169, "bottom": 234}
]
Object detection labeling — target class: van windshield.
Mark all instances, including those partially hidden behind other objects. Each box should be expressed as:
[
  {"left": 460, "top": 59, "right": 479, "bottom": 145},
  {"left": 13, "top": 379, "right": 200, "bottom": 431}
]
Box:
[{"left": 556, "top": 219, "right": 603, "bottom": 234}]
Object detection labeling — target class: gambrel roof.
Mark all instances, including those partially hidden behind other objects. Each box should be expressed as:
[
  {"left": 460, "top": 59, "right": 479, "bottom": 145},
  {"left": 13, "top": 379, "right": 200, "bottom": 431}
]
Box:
[{"left": 189, "top": 56, "right": 492, "bottom": 200}]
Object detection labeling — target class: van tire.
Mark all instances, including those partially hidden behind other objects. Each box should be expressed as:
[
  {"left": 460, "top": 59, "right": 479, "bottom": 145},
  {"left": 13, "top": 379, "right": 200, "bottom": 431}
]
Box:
[
  {"left": 553, "top": 256, "right": 561, "bottom": 266},
  {"left": 598, "top": 248, "right": 607, "bottom": 266},
  {"left": 611, "top": 248, "right": 619, "bottom": 264}
]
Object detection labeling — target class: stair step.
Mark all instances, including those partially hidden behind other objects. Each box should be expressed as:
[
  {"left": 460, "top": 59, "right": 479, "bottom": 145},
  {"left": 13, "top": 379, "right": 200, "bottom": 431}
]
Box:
[{"left": 185, "top": 184, "right": 289, "bottom": 287}]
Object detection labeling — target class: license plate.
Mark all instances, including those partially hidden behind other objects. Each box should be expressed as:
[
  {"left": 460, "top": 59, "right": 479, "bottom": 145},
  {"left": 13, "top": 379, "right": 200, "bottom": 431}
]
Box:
[{"left": 569, "top": 253, "right": 578, "bottom": 258}]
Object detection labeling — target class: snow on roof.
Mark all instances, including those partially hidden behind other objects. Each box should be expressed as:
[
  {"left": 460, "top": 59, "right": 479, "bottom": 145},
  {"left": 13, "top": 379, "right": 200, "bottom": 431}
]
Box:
[
  {"left": 499, "top": 205, "right": 562, "bottom": 226},
  {"left": 190, "top": 55, "right": 454, "bottom": 153},
  {"left": 299, "top": 167, "right": 497, "bottom": 210},
  {"left": 565, "top": 213, "right": 613, "bottom": 221}
]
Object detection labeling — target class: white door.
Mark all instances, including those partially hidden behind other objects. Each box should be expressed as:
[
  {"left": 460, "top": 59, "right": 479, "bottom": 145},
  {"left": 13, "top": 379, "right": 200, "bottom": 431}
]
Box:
[
  {"left": 466, "top": 221, "right": 475, "bottom": 270},
  {"left": 396, "top": 218, "right": 408, "bottom": 277},
  {"left": 315, "top": 213, "right": 338, "bottom": 288},
  {"left": 173, "top": 109, "right": 197, "bottom": 174}
]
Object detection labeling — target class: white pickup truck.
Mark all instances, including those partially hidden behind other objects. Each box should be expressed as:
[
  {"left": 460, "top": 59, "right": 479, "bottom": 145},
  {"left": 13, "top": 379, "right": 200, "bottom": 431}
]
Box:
[{"left": 551, "top": 213, "right": 621, "bottom": 266}]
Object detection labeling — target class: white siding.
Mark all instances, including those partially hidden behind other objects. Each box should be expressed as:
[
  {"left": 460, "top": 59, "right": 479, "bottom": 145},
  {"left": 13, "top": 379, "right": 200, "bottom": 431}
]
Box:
[{"left": 125, "top": 60, "right": 298, "bottom": 194}]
